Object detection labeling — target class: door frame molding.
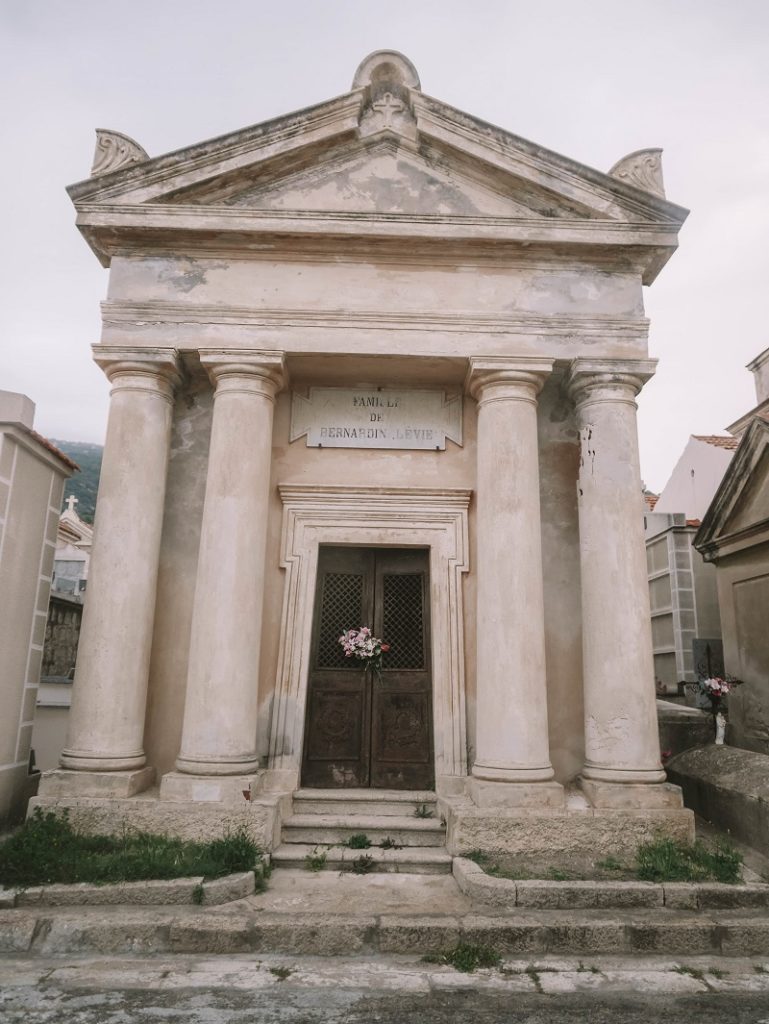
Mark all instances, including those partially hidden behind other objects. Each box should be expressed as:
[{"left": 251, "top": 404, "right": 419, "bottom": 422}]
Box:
[{"left": 265, "top": 485, "right": 471, "bottom": 795}]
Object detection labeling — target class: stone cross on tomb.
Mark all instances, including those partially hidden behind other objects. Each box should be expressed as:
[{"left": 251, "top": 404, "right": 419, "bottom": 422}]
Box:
[
  {"left": 372, "top": 92, "right": 405, "bottom": 127},
  {"left": 65, "top": 494, "right": 78, "bottom": 514}
]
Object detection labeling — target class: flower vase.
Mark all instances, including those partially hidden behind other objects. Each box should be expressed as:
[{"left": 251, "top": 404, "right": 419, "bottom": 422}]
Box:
[{"left": 715, "top": 711, "right": 726, "bottom": 746}]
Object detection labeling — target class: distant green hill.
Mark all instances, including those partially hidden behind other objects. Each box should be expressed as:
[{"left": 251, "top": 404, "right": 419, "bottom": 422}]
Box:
[{"left": 51, "top": 440, "right": 103, "bottom": 524}]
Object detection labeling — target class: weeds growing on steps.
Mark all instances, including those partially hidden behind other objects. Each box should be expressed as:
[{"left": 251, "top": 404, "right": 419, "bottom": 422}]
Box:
[
  {"left": 345, "top": 833, "right": 372, "bottom": 849},
  {"left": 269, "top": 966, "right": 293, "bottom": 981},
  {"left": 0, "top": 808, "right": 264, "bottom": 888},
  {"left": 413, "top": 803, "right": 434, "bottom": 819},
  {"left": 304, "top": 848, "right": 328, "bottom": 872},
  {"left": 423, "top": 943, "right": 502, "bottom": 973},
  {"left": 350, "top": 854, "right": 375, "bottom": 874}
]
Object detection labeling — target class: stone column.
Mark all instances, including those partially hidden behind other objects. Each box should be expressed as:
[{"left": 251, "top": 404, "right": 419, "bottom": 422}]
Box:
[
  {"left": 164, "top": 350, "right": 285, "bottom": 799},
  {"left": 568, "top": 359, "right": 679, "bottom": 808},
  {"left": 466, "top": 357, "right": 563, "bottom": 808},
  {"left": 56, "top": 347, "right": 181, "bottom": 793}
]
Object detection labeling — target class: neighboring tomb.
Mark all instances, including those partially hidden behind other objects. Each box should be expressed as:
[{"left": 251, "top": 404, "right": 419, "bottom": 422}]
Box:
[
  {"left": 0, "top": 391, "right": 75, "bottom": 826},
  {"left": 33, "top": 51, "right": 692, "bottom": 854},
  {"left": 696, "top": 415, "right": 769, "bottom": 756},
  {"left": 51, "top": 494, "right": 92, "bottom": 598},
  {"left": 645, "top": 435, "right": 738, "bottom": 694}
]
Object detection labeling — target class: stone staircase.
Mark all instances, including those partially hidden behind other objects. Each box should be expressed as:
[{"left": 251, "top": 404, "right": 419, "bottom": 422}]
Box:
[{"left": 271, "top": 789, "right": 452, "bottom": 874}]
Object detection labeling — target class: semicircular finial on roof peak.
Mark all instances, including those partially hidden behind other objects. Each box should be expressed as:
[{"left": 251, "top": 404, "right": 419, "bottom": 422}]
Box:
[{"left": 352, "top": 50, "right": 421, "bottom": 91}]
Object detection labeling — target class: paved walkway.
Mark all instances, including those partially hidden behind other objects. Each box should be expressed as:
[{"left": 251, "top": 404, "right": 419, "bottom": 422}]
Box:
[
  {"left": 232, "top": 865, "right": 475, "bottom": 914},
  {"left": 2, "top": 952, "right": 769, "bottom": 1022}
]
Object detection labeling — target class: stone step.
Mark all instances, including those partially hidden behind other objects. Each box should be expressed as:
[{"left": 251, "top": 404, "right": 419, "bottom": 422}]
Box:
[
  {"left": 271, "top": 843, "right": 453, "bottom": 874},
  {"left": 281, "top": 814, "right": 446, "bottom": 847},
  {"left": 291, "top": 789, "right": 438, "bottom": 817},
  {"left": 9, "top": 906, "right": 769, "bottom": 957}
]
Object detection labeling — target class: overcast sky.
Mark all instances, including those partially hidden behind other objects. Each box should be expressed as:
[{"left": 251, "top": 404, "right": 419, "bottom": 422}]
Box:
[{"left": 2, "top": 0, "right": 767, "bottom": 490}]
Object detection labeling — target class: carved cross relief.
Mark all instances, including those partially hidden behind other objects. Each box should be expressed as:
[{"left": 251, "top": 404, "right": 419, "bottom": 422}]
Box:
[
  {"left": 360, "top": 88, "right": 417, "bottom": 140},
  {"left": 372, "top": 92, "right": 405, "bottom": 127}
]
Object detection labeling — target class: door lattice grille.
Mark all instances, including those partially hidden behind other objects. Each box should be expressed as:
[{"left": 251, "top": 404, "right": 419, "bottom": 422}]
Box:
[
  {"left": 317, "top": 572, "right": 364, "bottom": 668},
  {"left": 382, "top": 573, "right": 425, "bottom": 669}
]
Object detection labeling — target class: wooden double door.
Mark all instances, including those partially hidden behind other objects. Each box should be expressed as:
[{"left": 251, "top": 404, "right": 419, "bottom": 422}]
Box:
[{"left": 301, "top": 546, "right": 434, "bottom": 790}]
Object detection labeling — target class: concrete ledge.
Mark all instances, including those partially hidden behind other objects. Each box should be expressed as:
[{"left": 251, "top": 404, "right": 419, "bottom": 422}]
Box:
[
  {"left": 452, "top": 857, "right": 769, "bottom": 910},
  {"left": 200, "top": 871, "right": 257, "bottom": 906},
  {"left": 0, "top": 870, "right": 255, "bottom": 908},
  {"left": 666, "top": 745, "right": 769, "bottom": 854},
  {"left": 442, "top": 798, "right": 695, "bottom": 857},
  {"left": 657, "top": 700, "right": 713, "bottom": 758},
  {"left": 26, "top": 790, "right": 285, "bottom": 849}
]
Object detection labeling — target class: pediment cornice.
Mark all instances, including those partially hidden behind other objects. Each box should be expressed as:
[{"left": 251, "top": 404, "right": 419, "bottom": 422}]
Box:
[
  {"left": 67, "top": 50, "right": 688, "bottom": 282},
  {"left": 695, "top": 418, "right": 769, "bottom": 560}
]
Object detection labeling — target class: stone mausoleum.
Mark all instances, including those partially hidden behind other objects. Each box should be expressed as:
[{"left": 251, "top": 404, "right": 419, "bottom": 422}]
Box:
[{"left": 34, "top": 51, "right": 694, "bottom": 861}]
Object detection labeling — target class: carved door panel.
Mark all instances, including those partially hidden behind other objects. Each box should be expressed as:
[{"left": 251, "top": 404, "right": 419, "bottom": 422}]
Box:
[
  {"left": 301, "top": 546, "right": 433, "bottom": 790},
  {"left": 371, "top": 549, "right": 433, "bottom": 789}
]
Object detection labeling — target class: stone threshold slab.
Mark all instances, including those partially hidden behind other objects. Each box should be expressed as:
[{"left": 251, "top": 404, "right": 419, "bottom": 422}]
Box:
[
  {"left": 0, "top": 870, "right": 256, "bottom": 909},
  {"left": 2, "top": 953, "right": 769, "bottom": 997},
  {"left": 3, "top": 906, "right": 769, "bottom": 957},
  {"left": 4, "top": 954, "right": 769, "bottom": 995},
  {"left": 453, "top": 856, "right": 769, "bottom": 910}
]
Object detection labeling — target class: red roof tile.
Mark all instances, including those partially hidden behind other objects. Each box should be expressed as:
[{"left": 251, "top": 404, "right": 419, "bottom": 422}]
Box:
[
  {"left": 693, "top": 434, "right": 739, "bottom": 450},
  {"left": 644, "top": 494, "right": 659, "bottom": 511},
  {"left": 28, "top": 429, "right": 80, "bottom": 471}
]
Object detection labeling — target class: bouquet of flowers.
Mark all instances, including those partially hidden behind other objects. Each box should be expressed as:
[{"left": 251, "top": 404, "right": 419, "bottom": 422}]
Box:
[
  {"left": 339, "top": 627, "right": 390, "bottom": 676},
  {"left": 697, "top": 677, "right": 740, "bottom": 715}
]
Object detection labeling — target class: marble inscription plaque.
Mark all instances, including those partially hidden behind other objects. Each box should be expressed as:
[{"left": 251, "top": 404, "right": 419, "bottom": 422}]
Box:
[{"left": 290, "top": 388, "right": 463, "bottom": 450}]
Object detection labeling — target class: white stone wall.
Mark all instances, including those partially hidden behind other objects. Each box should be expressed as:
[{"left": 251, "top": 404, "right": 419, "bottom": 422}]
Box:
[{"left": 0, "top": 401, "right": 69, "bottom": 825}]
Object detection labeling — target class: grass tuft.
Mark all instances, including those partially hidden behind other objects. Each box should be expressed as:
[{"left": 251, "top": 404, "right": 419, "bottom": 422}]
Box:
[
  {"left": 0, "top": 809, "right": 262, "bottom": 888},
  {"left": 636, "top": 838, "right": 742, "bottom": 884},
  {"left": 304, "top": 848, "right": 327, "bottom": 872},
  {"left": 430, "top": 943, "right": 502, "bottom": 973},
  {"left": 269, "top": 966, "right": 293, "bottom": 981},
  {"left": 350, "top": 854, "right": 375, "bottom": 874},
  {"left": 379, "top": 837, "right": 401, "bottom": 850},
  {"left": 346, "top": 833, "right": 372, "bottom": 850},
  {"left": 414, "top": 804, "right": 434, "bottom": 819},
  {"left": 596, "top": 856, "right": 624, "bottom": 873}
]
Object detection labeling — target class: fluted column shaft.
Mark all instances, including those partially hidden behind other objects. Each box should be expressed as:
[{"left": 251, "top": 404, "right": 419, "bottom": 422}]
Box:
[
  {"left": 467, "top": 357, "right": 558, "bottom": 799},
  {"left": 61, "top": 347, "right": 180, "bottom": 771},
  {"left": 175, "top": 350, "right": 285, "bottom": 776},
  {"left": 568, "top": 360, "right": 665, "bottom": 786}
]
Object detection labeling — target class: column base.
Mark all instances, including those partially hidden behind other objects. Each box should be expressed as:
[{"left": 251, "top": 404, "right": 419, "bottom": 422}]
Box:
[
  {"left": 37, "top": 767, "right": 155, "bottom": 799},
  {"left": 467, "top": 777, "right": 565, "bottom": 809},
  {"left": 579, "top": 776, "right": 684, "bottom": 810},
  {"left": 471, "top": 762, "right": 555, "bottom": 783},
  {"left": 60, "top": 750, "right": 146, "bottom": 772},
  {"left": 175, "top": 755, "right": 260, "bottom": 776},
  {"left": 160, "top": 771, "right": 261, "bottom": 805},
  {"left": 581, "top": 764, "right": 667, "bottom": 784}
]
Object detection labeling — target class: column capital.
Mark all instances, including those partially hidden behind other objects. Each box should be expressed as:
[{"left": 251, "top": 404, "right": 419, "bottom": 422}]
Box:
[
  {"left": 567, "top": 359, "right": 657, "bottom": 406},
  {"left": 199, "top": 349, "right": 287, "bottom": 400},
  {"left": 466, "top": 357, "right": 554, "bottom": 403},
  {"left": 92, "top": 345, "right": 183, "bottom": 401}
]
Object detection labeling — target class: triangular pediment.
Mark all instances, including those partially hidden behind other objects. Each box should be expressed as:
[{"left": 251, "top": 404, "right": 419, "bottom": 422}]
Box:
[
  {"left": 66, "top": 50, "right": 688, "bottom": 274},
  {"left": 165, "top": 138, "right": 602, "bottom": 220},
  {"left": 696, "top": 418, "right": 769, "bottom": 557}
]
